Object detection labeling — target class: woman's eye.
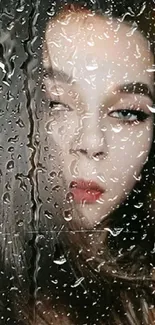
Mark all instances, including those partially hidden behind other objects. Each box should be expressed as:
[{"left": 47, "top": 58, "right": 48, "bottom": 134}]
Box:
[
  {"left": 49, "top": 100, "right": 72, "bottom": 113},
  {"left": 109, "top": 109, "right": 149, "bottom": 123}
]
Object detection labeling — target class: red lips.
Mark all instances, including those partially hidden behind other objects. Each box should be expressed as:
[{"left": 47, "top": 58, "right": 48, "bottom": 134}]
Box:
[{"left": 69, "top": 179, "right": 105, "bottom": 203}]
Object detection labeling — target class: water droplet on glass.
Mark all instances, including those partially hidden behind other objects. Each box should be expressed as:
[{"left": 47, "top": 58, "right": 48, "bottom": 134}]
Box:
[
  {"left": 0, "top": 109, "right": 4, "bottom": 117},
  {"left": 16, "top": 1, "right": 25, "bottom": 12},
  {"left": 3, "top": 192, "right": 10, "bottom": 204},
  {"left": 66, "top": 191, "right": 74, "bottom": 203},
  {"left": 7, "top": 22, "right": 14, "bottom": 31},
  {"left": 8, "top": 146, "right": 14, "bottom": 152},
  {"left": 8, "top": 135, "right": 19, "bottom": 143},
  {"left": 58, "top": 170, "right": 63, "bottom": 178},
  {"left": 85, "top": 53, "right": 98, "bottom": 71},
  {"left": 103, "top": 32, "right": 109, "bottom": 39},
  {"left": 147, "top": 105, "right": 155, "bottom": 113},
  {"left": 34, "top": 133, "right": 40, "bottom": 144},
  {"left": 104, "top": 227, "right": 123, "bottom": 237},
  {"left": 87, "top": 23, "right": 94, "bottom": 31},
  {"left": 44, "top": 146, "right": 49, "bottom": 152},
  {"left": 54, "top": 202, "right": 59, "bottom": 209},
  {"left": 111, "top": 125, "right": 122, "bottom": 133},
  {"left": 10, "top": 286, "right": 18, "bottom": 291},
  {"left": 71, "top": 277, "right": 85, "bottom": 288},
  {"left": 134, "top": 202, "right": 143, "bottom": 209},
  {"left": 133, "top": 173, "right": 142, "bottom": 181},
  {"left": 53, "top": 255, "right": 67, "bottom": 265},
  {"left": 69, "top": 160, "right": 78, "bottom": 176},
  {"left": 137, "top": 1, "right": 146, "bottom": 16},
  {"left": 126, "top": 23, "right": 138, "bottom": 37},
  {"left": 16, "top": 220, "right": 24, "bottom": 227},
  {"left": 110, "top": 177, "right": 119, "bottom": 183},
  {"left": 86, "top": 61, "right": 98, "bottom": 71},
  {"left": 135, "top": 44, "right": 141, "bottom": 58},
  {"left": 49, "top": 171, "right": 56, "bottom": 179},
  {"left": 20, "top": 181, "right": 27, "bottom": 192},
  {"left": 45, "top": 118, "right": 56, "bottom": 134},
  {"left": 63, "top": 209, "right": 72, "bottom": 221},
  {"left": 51, "top": 86, "right": 64, "bottom": 96},
  {"left": 52, "top": 185, "right": 60, "bottom": 192},
  {"left": 87, "top": 34, "right": 95, "bottom": 47},
  {"left": 45, "top": 210, "right": 53, "bottom": 220},
  {"left": 49, "top": 154, "right": 55, "bottom": 161},
  {"left": 97, "top": 175, "right": 106, "bottom": 183},
  {"left": 5, "top": 182, "right": 11, "bottom": 191},
  {"left": 146, "top": 66, "right": 155, "bottom": 73},
  {"left": 132, "top": 215, "right": 137, "bottom": 220},
  {"left": 47, "top": 6, "right": 56, "bottom": 17},
  {"left": 137, "top": 151, "right": 144, "bottom": 158},
  {"left": 57, "top": 15, "right": 71, "bottom": 26},
  {"left": 16, "top": 118, "right": 25, "bottom": 128},
  {"left": 51, "top": 279, "right": 58, "bottom": 284},
  {"left": 6, "top": 160, "right": 14, "bottom": 171}
]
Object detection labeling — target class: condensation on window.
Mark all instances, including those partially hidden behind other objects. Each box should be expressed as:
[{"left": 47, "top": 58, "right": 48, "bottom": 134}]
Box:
[{"left": 0, "top": 0, "right": 155, "bottom": 324}]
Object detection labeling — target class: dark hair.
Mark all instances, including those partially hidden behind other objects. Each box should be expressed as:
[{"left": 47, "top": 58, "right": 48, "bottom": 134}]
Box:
[{"left": 0, "top": 0, "right": 155, "bottom": 324}]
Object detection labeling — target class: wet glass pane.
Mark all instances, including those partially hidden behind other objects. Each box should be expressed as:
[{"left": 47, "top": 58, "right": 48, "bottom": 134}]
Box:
[{"left": 0, "top": 0, "right": 155, "bottom": 324}]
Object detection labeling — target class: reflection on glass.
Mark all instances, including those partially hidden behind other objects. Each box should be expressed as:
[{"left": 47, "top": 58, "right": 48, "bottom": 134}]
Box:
[{"left": 0, "top": 0, "right": 155, "bottom": 324}]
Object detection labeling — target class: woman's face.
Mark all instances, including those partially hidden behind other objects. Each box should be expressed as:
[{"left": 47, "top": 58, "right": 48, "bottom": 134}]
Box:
[{"left": 43, "top": 9, "right": 154, "bottom": 228}]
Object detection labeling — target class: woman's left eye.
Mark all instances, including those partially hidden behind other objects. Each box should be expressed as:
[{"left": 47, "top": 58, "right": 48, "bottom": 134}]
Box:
[{"left": 109, "top": 109, "right": 149, "bottom": 123}]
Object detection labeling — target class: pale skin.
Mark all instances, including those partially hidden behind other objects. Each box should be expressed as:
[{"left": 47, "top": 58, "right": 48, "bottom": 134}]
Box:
[{"left": 43, "top": 9, "right": 154, "bottom": 229}]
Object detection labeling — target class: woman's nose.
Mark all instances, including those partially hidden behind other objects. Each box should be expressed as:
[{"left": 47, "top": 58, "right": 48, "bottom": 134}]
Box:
[
  {"left": 78, "top": 147, "right": 107, "bottom": 160},
  {"left": 70, "top": 121, "right": 108, "bottom": 160}
]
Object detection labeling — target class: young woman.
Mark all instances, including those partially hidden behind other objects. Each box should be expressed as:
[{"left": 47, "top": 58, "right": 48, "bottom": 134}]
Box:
[{"left": 0, "top": 0, "right": 155, "bottom": 324}]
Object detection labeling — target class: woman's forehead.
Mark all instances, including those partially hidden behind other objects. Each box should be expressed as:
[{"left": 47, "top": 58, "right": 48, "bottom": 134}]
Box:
[
  {"left": 43, "top": 10, "right": 153, "bottom": 88},
  {"left": 45, "top": 9, "right": 149, "bottom": 45},
  {"left": 44, "top": 10, "right": 151, "bottom": 59}
]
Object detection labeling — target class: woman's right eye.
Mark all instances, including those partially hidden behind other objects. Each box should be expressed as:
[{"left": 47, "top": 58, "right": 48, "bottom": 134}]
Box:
[{"left": 49, "top": 100, "right": 72, "bottom": 113}]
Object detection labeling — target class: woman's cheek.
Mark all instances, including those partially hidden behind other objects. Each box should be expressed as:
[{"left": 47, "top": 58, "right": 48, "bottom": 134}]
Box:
[
  {"left": 109, "top": 125, "right": 152, "bottom": 169},
  {"left": 51, "top": 118, "right": 77, "bottom": 148}
]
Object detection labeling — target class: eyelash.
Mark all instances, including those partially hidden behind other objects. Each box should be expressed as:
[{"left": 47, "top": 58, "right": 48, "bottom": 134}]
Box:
[
  {"left": 49, "top": 101, "right": 150, "bottom": 124},
  {"left": 108, "top": 109, "right": 149, "bottom": 124},
  {"left": 49, "top": 100, "right": 72, "bottom": 112}
]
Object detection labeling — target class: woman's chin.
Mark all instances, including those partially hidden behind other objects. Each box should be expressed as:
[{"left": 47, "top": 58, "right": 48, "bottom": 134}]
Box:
[{"left": 72, "top": 200, "right": 110, "bottom": 229}]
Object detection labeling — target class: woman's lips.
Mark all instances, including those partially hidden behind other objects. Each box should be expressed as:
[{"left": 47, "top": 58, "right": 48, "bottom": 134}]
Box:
[{"left": 69, "top": 179, "right": 105, "bottom": 204}]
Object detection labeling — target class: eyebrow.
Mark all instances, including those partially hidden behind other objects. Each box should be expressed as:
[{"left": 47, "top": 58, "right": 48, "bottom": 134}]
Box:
[
  {"left": 44, "top": 67, "right": 154, "bottom": 102},
  {"left": 118, "top": 82, "right": 154, "bottom": 102}
]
